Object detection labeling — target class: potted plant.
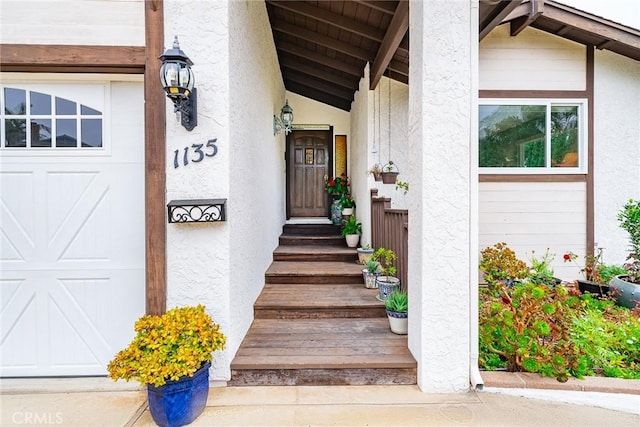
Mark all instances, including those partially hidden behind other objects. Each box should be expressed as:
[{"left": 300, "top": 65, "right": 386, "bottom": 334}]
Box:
[
  {"left": 107, "top": 305, "right": 226, "bottom": 427},
  {"left": 340, "top": 193, "right": 356, "bottom": 216},
  {"left": 384, "top": 289, "right": 408, "bottom": 334},
  {"left": 368, "top": 163, "right": 383, "bottom": 181},
  {"left": 380, "top": 161, "right": 399, "bottom": 184},
  {"left": 341, "top": 215, "right": 362, "bottom": 248},
  {"left": 326, "top": 175, "right": 350, "bottom": 225},
  {"left": 610, "top": 198, "right": 640, "bottom": 308},
  {"left": 362, "top": 258, "right": 380, "bottom": 289},
  {"left": 563, "top": 247, "right": 626, "bottom": 298},
  {"left": 357, "top": 243, "right": 374, "bottom": 265},
  {"left": 372, "top": 247, "right": 399, "bottom": 301}
]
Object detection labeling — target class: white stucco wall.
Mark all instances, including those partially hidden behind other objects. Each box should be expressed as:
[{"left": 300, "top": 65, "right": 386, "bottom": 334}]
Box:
[
  {"left": 350, "top": 65, "right": 372, "bottom": 246},
  {"left": 0, "top": 0, "right": 144, "bottom": 46},
  {"left": 228, "top": 0, "right": 285, "bottom": 362},
  {"left": 593, "top": 50, "right": 640, "bottom": 265},
  {"left": 372, "top": 77, "right": 410, "bottom": 209},
  {"left": 480, "top": 25, "right": 586, "bottom": 91},
  {"left": 164, "top": 0, "right": 232, "bottom": 381},
  {"left": 408, "top": 0, "right": 474, "bottom": 392}
]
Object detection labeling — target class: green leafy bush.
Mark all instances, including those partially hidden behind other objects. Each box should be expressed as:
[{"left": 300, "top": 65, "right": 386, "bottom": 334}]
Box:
[{"left": 571, "top": 297, "right": 640, "bottom": 379}]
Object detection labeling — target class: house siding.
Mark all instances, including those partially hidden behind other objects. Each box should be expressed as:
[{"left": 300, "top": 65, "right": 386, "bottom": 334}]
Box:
[
  {"left": 593, "top": 50, "right": 640, "bottom": 265},
  {"left": 0, "top": 0, "right": 144, "bottom": 46},
  {"left": 479, "top": 181, "right": 586, "bottom": 280},
  {"left": 480, "top": 26, "right": 586, "bottom": 91}
]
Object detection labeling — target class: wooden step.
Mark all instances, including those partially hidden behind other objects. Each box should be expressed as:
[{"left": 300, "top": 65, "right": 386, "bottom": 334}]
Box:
[
  {"left": 254, "top": 283, "right": 385, "bottom": 319},
  {"left": 273, "top": 245, "right": 358, "bottom": 262},
  {"left": 229, "top": 318, "right": 417, "bottom": 386},
  {"left": 279, "top": 234, "right": 346, "bottom": 247},
  {"left": 282, "top": 223, "right": 341, "bottom": 236},
  {"left": 265, "top": 261, "right": 364, "bottom": 284}
]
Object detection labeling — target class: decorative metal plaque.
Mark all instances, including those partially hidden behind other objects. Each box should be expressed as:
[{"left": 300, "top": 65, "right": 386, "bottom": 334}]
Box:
[{"left": 167, "top": 199, "right": 227, "bottom": 223}]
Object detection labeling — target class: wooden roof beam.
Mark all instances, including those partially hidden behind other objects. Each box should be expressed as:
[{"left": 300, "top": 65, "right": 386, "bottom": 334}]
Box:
[
  {"left": 370, "top": 0, "right": 409, "bottom": 89},
  {"left": 480, "top": 0, "right": 525, "bottom": 41},
  {"left": 285, "top": 80, "right": 352, "bottom": 111},
  {"left": 284, "top": 70, "right": 354, "bottom": 101},
  {"left": 352, "top": 0, "right": 396, "bottom": 15},
  {"left": 279, "top": 55, "right": 358, "bottom": 90},
  {"left": 510, "top": 0, "right": 544, "bottom": 36},
  {"left": 268, "top": 1, "right": 385, "bottom": 42},
  {"left": 277, "top": 40, "right": 365, "bottom": 77},
  {"left": 272, "top": 21, "right": 374, "bottom": 62}
]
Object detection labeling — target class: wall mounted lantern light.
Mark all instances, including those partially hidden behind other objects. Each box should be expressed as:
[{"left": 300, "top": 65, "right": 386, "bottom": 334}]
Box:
[
  {"left": 273, "top": 99, "right": 294, "bottom": 135},
  {"left": 159, "top": 36, "right": 197, "bottom": 131}
]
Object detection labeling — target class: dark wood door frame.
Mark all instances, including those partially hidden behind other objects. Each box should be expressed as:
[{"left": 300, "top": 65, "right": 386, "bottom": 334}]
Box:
[{"left": 285, "top": 128, "right": 334, "bottom": 220}]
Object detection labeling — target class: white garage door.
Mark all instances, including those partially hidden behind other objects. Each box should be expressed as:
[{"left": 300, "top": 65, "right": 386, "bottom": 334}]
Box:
[{"left": 0, "top": 79, "right": 145, "bottom": 376}]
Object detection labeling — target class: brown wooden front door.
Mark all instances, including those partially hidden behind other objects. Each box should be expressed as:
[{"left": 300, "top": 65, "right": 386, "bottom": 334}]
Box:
[{"left": 287, "top": 130, "right": 332, "bottom": 218}]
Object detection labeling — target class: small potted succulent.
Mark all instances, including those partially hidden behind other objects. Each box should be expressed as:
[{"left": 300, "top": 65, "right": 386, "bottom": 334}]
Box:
[
  {"left": 357, "top": 243, "right": 374, "bottom": 265},
  {"left": 380, "top": 161, "right": 399, "bottom": 184},
  {"left": 362, "top": 258, "right": 380, "bottom": 289},
  {"left": 107, "top": 305, "right": 226, "bottom": 427},
  {"left": 372, "top": 247, "right": 399, "bottom": 301},
  {"left": 384, "top": 289, "right": 408, "bottom": 334}
]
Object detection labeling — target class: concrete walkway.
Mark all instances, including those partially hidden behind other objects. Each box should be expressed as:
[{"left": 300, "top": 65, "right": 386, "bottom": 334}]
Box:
[{"left": 1, "top": 376, "right": 639, "bottom": 427}]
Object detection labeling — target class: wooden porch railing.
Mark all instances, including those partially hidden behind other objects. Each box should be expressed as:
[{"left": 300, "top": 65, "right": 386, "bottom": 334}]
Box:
[{"left": 370, "top": 189, "right": 408, "bottom": 290}]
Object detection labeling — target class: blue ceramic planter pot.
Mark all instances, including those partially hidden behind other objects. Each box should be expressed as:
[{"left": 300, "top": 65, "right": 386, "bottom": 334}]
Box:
[{"left": 147, "top": 361, "right": 210, "bottom": 427}]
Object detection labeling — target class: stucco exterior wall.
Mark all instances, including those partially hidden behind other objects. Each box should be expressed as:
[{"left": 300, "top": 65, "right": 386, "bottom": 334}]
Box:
[
  {"left": 350, "top": 65, "right": 372, "bottom": 246},
  {"left": 593, "top": 50, "right": 640, "bottom": 265},
  {"left": 372, "top": 77, "right": 410, "bottom": 209},
  {"left": 164, "top": 0, "right": 232, "bottom": 381},
  {"left": 408, "top": 0, "right": 473, "bottom": 392},
  {"left": 0, "top": 0, "right": 144, "bottom": 46},
  {"left": 480, "top": 25, "right": 585, "bottom": 91},
  {"left": 228, "top": 0, "right": 285, "bottom": 363}
]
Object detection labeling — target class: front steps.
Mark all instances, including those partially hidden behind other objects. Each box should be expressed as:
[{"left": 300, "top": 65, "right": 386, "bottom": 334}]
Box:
[{"left": 229, "top": 224, "right": 417, "bottom": 386}]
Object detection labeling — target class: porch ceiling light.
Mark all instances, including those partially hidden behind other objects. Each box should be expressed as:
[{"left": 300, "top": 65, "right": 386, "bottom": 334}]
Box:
[
  {"left": 274, "top": 100, "right": 294, "bottom": 135},
  {"left": 159, "top": 36, "right": 197, "bottom": 131}
]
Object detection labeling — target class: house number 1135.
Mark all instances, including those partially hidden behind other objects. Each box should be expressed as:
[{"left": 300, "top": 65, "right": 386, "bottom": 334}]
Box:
[{"left": 173, "top": 138, "right": 218, "bottom": 168}]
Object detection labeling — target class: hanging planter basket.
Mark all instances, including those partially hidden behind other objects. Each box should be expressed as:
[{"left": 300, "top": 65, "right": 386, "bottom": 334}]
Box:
[
  {"left": 369, "top": 163, "right": 383, "bottom": 181},
  {"left": 381, "top": 161, "right": 399, "bottom": 184}
]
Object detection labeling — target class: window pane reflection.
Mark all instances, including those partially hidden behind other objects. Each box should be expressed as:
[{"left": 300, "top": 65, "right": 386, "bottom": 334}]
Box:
[
  {"left": 4, "top": 88, "right": 26, "bottom": 115},
  {"left": 5, "top": 119, "right": 26, "bottom": 147},
  {"left": 56, "top": 97, "right": 76, "bottom": 115},
  {"left": 31, "top": 119, "right": 52, "bottom": 147},
  {"left": 31, "top": 92, "right": 51, "bottom": 115},
  {"left": 56, "top": 119, "right": 77, "bottom": 147},
  {"left": 81, "top": 119, "right": 102, "bottom": 147}
]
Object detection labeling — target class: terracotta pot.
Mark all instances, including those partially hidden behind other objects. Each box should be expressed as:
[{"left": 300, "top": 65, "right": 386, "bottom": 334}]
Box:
[{"left": 381, "top": 172, "right": 398, "bottom": 184}]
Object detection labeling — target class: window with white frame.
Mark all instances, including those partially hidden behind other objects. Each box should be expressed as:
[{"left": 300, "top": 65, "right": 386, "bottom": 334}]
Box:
[
  {"left": 1, "top": 86, "right": 103, "bottom": 149},
  {"left": 479, "top": 100, "right": 586, "bottom": 173}
]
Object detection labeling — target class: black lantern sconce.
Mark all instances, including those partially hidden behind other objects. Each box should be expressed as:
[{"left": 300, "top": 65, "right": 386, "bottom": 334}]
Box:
[
  {"left": 273, "top": 99, "right": 294, "bottom": 135},
  {"left": 159, "top": 36, "right": 197, "bottom": 131}
]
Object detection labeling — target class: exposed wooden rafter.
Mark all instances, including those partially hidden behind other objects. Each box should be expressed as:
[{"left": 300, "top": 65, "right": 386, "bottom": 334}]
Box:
[
  {"left": 510, "top": 0, "right": 544, "bottom": 36},
  {"left": 370, "top": 0, "right": 409, "bottom": 89},
  {"left": 479, "top": 0, "right": 524, "bottom": 41},
  {"left": 277, "top": 40, "right": 365, "bottom": 77}
]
